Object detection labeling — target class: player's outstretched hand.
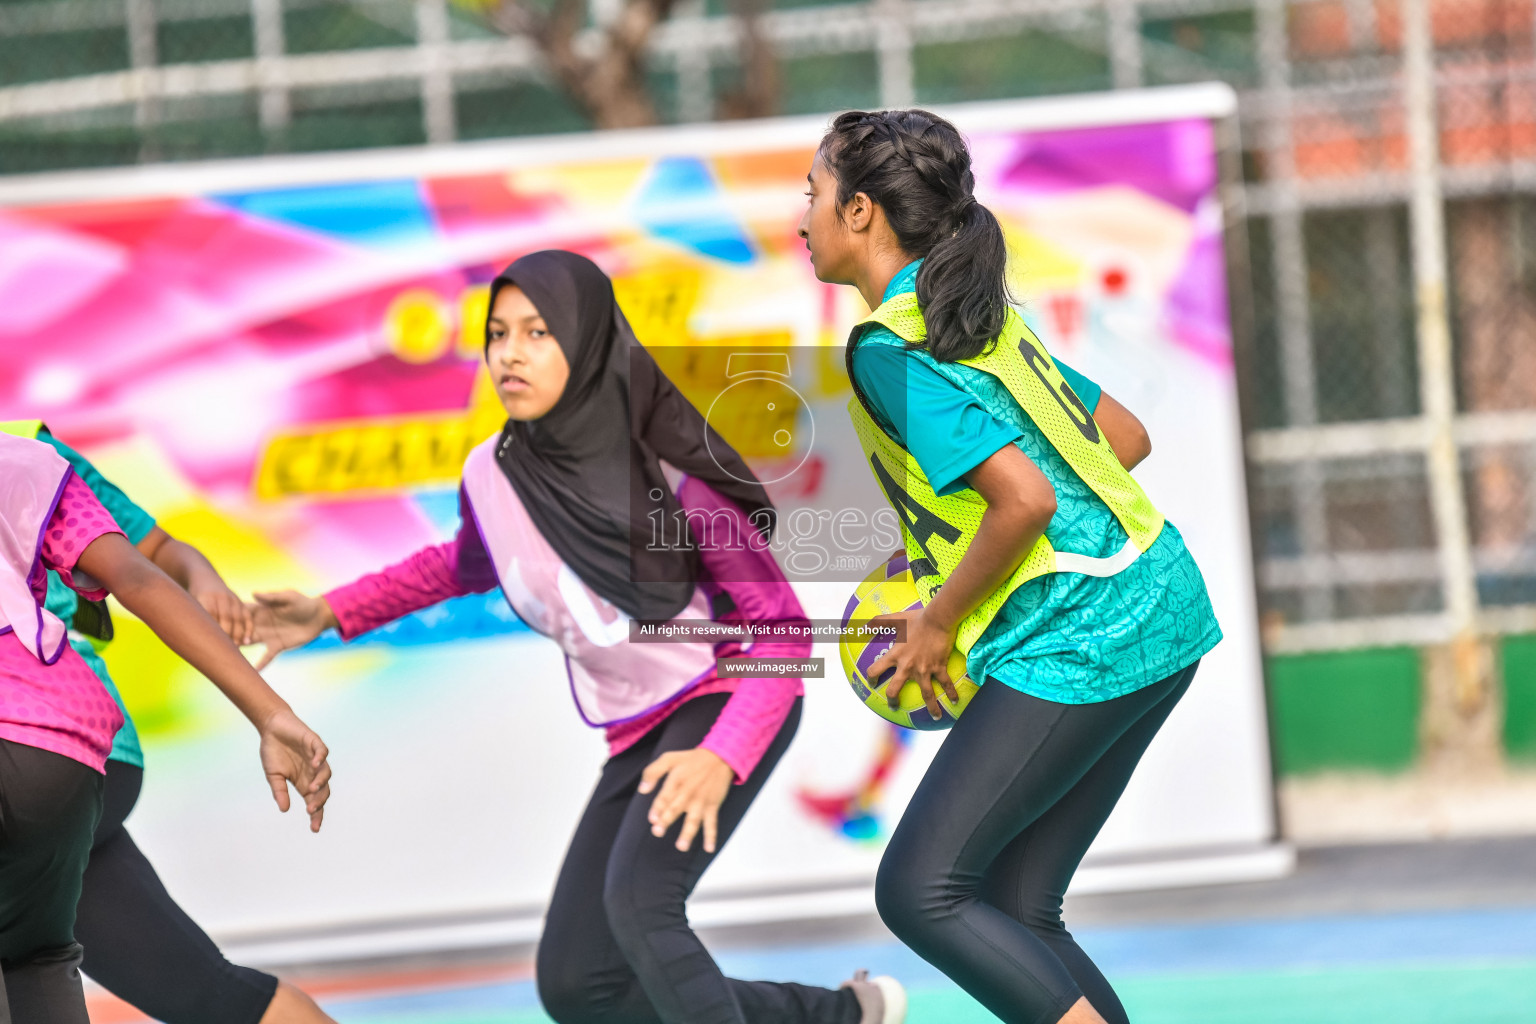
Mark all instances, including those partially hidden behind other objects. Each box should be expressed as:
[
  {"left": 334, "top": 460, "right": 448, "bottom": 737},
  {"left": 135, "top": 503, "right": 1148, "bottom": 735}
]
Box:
[
  {"left": 248, "top": 591, "right": 339, "bottom": 671},
  {"left": 259, "top": 706, "right": 332, "bottom": 833}
]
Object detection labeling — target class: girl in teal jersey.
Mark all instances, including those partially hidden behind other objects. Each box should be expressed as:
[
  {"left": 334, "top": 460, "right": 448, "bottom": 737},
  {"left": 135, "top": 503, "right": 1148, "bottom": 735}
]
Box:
[{"left": 798, "top": 110, "right": 1222, "bottom": 1024}]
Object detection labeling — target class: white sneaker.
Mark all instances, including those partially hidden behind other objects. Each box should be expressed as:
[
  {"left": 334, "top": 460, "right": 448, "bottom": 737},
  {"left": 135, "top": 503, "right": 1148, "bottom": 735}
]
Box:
[{"left": 840, "top": 968, "right": 908, "bottom": 1024}]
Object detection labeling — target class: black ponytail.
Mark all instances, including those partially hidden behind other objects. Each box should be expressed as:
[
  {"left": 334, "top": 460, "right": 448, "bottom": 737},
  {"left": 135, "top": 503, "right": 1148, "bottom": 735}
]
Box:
[{"left": 820, "top": 109, "right": 1010, "bottom": 361}]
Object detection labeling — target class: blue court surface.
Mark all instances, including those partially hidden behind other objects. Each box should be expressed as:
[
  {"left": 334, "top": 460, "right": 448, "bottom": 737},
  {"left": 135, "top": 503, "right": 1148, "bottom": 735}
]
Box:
[{"left": 310, "top": 904, "right": 1536, "bottom": 1024}]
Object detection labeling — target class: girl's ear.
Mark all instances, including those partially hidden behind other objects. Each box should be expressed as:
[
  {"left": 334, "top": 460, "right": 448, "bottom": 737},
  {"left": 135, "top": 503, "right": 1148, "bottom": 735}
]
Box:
[{"left": 844, "top": 191, "right": 875, "bottom": 233}]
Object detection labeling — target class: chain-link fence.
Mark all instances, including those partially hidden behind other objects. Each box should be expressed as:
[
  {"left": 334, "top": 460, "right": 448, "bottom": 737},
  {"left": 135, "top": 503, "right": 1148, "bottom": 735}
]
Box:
[
  {"left": 1240, "top": 0, "right": 1536, "bottom": 671},
  {"left": 2, "top": 0, "right": 1535, "bottom": 754}
]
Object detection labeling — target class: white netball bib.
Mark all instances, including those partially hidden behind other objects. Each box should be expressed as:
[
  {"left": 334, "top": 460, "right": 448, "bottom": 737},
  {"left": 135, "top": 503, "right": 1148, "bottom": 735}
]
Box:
[
  {"left": 0, "top": 434, "right": 72, "bottom": 664},
  {"left": 461, "top": 438, "right": 720, "bottom": 727}
]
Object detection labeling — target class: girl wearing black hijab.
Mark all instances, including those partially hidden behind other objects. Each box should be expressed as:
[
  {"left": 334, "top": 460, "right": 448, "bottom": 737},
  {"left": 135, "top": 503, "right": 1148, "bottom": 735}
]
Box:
[{"left": 253, "top": 251, "right": 905, "bottom": 1024}]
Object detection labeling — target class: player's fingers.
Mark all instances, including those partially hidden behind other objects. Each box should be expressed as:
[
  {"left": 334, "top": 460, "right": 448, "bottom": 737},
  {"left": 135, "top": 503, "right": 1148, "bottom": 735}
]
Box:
[
  {"left": 304, "top": 776, "right": 329, "bottom": 806},
  {"left": 650, "top": 792, "right": 681, "bottom": 835},
  {"left": 308, "top": 761, "right": 333, "bottom": 795},
  {"left": 868, "top": 645, "right": 895, "bottom": 683},
  {"left": 703, "top": 805, "right": 719, "bottom": 854},
  {"left": 638, "top": 752, "right": 675, "bottom": 795},
  {"left": 675, "top": 806, "right": 703, "bottom": 852},
  {"left": 937, "top": 664, "right": 960, "bottom": 703},
  {"left": 203, "top": 595, "right": 230, "bottom": 637},
  {"left": 244, "top": 604, "right": 269, "bottom": 639},
  {"left": 267, "top": 773, "right": 291, "bottom": 813},
  {"left": 309, "top": 735, "right": 330, "bottom": 769},
  {"left": 919, "top": 676, "right": 942, "bottom": 720},
  {"left": 648, "top": 775, "right": 683, "bottom": 829},
  {"left": 883, "top": 669, "right": 905, "bottom": 707},
  {"left": 237, "top": 600, "right": 256, "bottom": 646},
  {"left": 310, "top": 804, "right": 324, "bottom": 833}
]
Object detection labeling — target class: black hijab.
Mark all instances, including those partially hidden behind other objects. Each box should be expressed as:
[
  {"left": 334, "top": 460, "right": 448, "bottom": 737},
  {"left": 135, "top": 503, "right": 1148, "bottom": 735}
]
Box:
[{"left": 488, "top": 250, "right": 776, "bottom": 621}]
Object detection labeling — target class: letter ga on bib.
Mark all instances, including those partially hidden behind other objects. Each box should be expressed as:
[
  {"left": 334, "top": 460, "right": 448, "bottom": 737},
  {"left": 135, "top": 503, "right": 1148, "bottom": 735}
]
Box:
[{"left": 845, "top": 293, "right": 1164, "bottom": 656}]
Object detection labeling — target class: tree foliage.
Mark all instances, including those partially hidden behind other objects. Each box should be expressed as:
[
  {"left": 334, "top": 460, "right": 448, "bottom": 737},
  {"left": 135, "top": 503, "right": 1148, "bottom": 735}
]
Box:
[{"left": 460, "top": 0, "right": 779, "bottom": 129}]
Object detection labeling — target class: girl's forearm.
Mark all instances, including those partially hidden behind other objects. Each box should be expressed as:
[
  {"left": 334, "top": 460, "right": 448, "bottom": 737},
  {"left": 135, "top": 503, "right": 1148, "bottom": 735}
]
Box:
[
  {"left": 108, "top": 556, "right": 290, "bottom": 728},
  {"left": 923, "top": 506, "right": 1045, "bottom": 633},
  {"left": 923, "top": 443, "right": 1056, "bottom": 634},
  {"left": 323, "top": 541, "right": 468, "bottom": 640},
  {"left": 150, "top": 535, "right": 230, "bottom": 595}
]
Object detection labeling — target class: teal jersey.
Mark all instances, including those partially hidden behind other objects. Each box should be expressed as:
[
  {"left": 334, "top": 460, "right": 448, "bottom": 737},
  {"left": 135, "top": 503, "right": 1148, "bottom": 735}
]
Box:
[
  {"left": 37, "top": 428, "right": 153, "bottom": 767},
  {"left": 849, "top": 261, "right": 1222, "bottom": 704}
]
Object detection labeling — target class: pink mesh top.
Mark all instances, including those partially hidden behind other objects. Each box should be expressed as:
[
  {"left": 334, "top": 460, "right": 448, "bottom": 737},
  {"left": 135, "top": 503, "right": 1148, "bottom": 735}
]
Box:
[
  {"left": 0, "top": 472, "right": 126, "bottom": 771},
  {"left": 325, "top": 477, "right": 806, "bottom": 782}
]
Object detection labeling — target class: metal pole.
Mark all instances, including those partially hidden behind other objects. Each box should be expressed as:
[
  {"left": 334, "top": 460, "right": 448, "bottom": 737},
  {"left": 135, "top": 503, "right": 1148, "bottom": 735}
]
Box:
[
  {"left": 251, "top": 0, "right": 290, "bottom": 136},
  {"left": 1257, "top": 0, "right": 1333, "bottom": 621},
  {"left": 675, "top": 0, "right": 713, "bottom": 123},
  {"left": 1106, "top": 0, "right": 1142, "bottom": 90},
  {"left": 417, "top": 0, "right": 456, "bottom": 144},
  {"left": 124, "top": 0, "right": 157, "bottom": 73},
  {"left": 876, "top": 0, "right": 914, "bottom": 109},
  {"left": 1403, "top": 0, "right": 1480, "bottom": 676},
  {"left": 1364, "top": 208, "right": 1412, "bottom": 415},
  {"left": 124, "top": 0, "right": 158, "bottom": 158}
]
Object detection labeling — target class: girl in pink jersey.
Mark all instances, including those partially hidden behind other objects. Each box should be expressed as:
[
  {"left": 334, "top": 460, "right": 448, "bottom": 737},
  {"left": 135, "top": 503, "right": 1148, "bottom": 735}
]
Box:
[
  {"left": 0, "top": 433, "right": 332, "bottom": 1024},
  {"left": 252, "top": 251, "right": 903, "bottom": 1024}
]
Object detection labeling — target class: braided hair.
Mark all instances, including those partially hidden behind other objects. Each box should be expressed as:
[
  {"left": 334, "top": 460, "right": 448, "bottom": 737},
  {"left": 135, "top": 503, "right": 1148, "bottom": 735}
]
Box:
[{"left": 820, "top": 109, "right": 1010, "bottom": 362}]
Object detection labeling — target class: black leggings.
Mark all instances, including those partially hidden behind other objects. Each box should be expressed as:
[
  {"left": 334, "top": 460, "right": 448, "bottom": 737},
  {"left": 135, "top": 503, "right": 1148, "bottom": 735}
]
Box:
[
  {"left": 876, "top": 662, "right": 1200, "bottom": 1024},
  {"left": 0, "top": 738, "right": 103, "bottom": 1024},
  {"left": 74, "top": 760, "right": 278, "bottom": 1024},
  {"left": 536, "top": 694, "right": 862, "bottom": 1024}
]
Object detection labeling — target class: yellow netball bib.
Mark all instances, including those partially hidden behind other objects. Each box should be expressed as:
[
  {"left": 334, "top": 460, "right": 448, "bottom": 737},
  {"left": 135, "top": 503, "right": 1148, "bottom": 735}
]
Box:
[{"left": 847, "top": 292, "right": 1164, "bottom": 654}]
